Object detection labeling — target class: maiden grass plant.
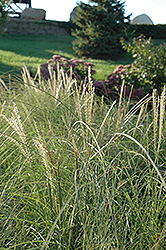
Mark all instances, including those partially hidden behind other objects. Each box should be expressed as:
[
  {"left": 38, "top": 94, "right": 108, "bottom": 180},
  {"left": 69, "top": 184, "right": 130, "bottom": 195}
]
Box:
[{"left": 0, "top": 66, "right": 166, "bottom": 249}]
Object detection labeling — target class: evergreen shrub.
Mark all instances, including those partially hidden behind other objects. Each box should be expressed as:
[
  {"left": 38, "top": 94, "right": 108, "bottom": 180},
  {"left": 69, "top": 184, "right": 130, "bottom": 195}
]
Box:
[{"left": 72, "top": 0, "right": 131, "bottom": 59}]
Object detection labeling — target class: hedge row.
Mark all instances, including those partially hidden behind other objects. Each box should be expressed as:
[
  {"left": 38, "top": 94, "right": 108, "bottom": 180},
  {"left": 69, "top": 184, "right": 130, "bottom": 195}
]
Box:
[
  {"left": 126, "top": 24, "right": 166, "bottom": 39},
  {"left": 58, "top": 21, "right": 166, "bottom": 39}
]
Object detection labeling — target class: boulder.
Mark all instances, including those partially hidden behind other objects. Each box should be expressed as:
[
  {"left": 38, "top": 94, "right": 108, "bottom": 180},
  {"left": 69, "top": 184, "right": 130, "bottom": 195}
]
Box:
[
  {"left": 130, "top": 14, "right": 154, "bottom": 25},
  {"left": 70, "top": 7, "right": 77, "bottom": 21},
  {"left": 21, "top": 8, "right": 46, "bottom": 20}
]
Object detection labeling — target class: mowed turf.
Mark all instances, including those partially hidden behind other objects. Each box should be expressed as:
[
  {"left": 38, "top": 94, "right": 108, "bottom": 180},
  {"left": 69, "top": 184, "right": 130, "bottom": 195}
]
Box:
[
  {"left": 0, "top": 33, "right": 165, "bottom": 81},
  {"left": 0, "top": 33, "right": 132, "bottom": 81}
]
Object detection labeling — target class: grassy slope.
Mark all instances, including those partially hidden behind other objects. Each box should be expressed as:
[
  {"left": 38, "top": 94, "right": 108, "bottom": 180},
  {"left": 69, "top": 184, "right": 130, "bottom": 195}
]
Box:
[
  {"left": 0, "top": 33, "right": 165, "bottom": 81},
  {"left": 0, "top": 34, "right": 74, "bottom": 73},
  {"left": 0, "top": 33, "right": 133, "bottom": 81}
]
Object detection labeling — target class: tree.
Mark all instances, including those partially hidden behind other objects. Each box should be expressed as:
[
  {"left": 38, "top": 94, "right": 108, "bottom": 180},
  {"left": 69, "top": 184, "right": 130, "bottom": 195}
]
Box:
[
  {"left": 72, "top": 0, "right": 131, "bottom": 59},
  {"left": 0, "top": 0, "right": 10, "bottom": 34}
]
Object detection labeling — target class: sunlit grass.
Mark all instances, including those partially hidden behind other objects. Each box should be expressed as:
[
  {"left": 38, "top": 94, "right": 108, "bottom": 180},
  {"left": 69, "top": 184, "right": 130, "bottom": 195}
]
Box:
[
  {"left": 0, "top": 49, "right": 46, "bottom": 72},
  {"left": 0, "top": 34, "right": 165, "bottom": 80},
  {"left": 0, "top": 33, "right": 133, "bottom": 80}
]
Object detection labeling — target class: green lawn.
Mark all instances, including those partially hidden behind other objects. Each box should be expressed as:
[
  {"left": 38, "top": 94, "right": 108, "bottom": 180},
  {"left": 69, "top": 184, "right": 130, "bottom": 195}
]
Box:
[
  {"left": 0, "top": 34, "right": 74, "bottom": 73},
  {"left": 1, "top": 33, "right": 165, "bottom": 82},
  {"left": 0, "top": 33, "right": 133, "bottom": 81}
]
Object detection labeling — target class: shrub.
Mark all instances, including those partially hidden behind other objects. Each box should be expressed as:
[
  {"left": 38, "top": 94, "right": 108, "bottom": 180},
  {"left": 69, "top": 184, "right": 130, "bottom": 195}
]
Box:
[
  {"left": 93, "top": 64, "right": 147, "bottom": 103},
  {"left": 126, "top": 23, "right": 166, "bottom": 39},
  {"left": 42, "top": 34, "right": 166, "bottom": 105},
  {"left": 120, "top": 35, "right": 166, "bottom": 93},
  {"left": 72, "top": 0, "right": 131, "bottom": 59},
  {"left": 93, "top": 64, "right": 130, "bottom": 100}
]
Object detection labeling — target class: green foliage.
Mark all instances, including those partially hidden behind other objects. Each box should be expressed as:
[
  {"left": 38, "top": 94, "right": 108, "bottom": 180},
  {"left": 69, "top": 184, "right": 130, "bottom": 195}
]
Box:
[
  {"left": 126, "top": 24, "right": 166, "bottom": 39},
  {"left": 72, "top": 0, "right": 131, "bottom": 59},
  {"left": 121, "top": 35, "right": 166, "bottom": 93},
  {"left": 0, "top": 0, "right": 10, "bottom": 34}
]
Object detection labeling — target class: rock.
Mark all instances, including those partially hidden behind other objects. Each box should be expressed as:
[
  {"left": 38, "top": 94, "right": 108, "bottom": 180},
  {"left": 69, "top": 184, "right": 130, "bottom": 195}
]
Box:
[
  {"left": 21, "top": 8, "right": 46, "bottom": 20},
  {"left": 70, "top": 6, "right": 77, "bottom": 21},
  {"left": 130, "top": 14, "right": 154, "bottom": 25}
]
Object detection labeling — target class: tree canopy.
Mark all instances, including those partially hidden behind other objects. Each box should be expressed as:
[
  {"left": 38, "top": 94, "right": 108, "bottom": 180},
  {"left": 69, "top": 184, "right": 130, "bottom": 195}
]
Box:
[{"left": 0, "top": 0, "right": 11, "bottom": 34}]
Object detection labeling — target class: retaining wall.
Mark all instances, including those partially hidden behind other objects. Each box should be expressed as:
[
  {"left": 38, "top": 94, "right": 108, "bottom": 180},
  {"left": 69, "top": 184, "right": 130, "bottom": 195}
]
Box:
[{"left": 4, "top": 18, "right": 70, "bottom": 36}]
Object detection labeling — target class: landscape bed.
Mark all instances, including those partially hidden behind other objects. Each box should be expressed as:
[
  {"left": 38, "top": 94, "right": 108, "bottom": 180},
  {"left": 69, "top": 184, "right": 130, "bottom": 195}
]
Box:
[{"left": 0, "top": 32, "right": 166, "bottom": 249}]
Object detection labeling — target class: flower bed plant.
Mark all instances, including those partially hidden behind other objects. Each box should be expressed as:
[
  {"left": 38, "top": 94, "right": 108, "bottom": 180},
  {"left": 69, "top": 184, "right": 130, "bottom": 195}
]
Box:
[{"left": 40, "top": 55, "right": 96, "bottom": 82}]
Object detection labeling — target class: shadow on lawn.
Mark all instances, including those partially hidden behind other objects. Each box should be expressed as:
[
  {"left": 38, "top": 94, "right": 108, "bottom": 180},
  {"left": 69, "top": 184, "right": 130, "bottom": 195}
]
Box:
[{"left": 0, "top": 33, "right": 75, "bottom": 74}]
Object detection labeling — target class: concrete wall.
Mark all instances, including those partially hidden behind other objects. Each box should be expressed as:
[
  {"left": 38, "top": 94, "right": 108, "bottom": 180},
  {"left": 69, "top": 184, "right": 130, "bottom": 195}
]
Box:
[{"left": 4, "top": 18, "right": 70, "bottom": 36}]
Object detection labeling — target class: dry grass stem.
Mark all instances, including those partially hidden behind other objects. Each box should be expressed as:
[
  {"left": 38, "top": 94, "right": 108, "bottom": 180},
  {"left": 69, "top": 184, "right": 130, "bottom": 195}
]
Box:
[
  {"left": 132, "top": 104, "right": 144, "bottom": 137},
  {"left": 152, "top": 89, "right": 159, "bottom": 153},
  {"left": 33, "top": 120, "right": 52, "bottom": 184},
  {"left": 157, "top": 86, "right": 166, "bottom": 154},
  {"left": 2, "top": 102, "right": 31, "bottom": 160},
  {"left": 116, "top": 80, "right": 125, "bottom": 133},
  {"left": 96, "top": 100, "right": 116, "bottom": 140},
  {"left": 0, "top": 101, "right": 6, "bottom": 119},
  {"left": 0, "top": 78, "right": 9, "bottom": 92},
  {"left": 62, "top": 116, "right": 79, "bottom": 180}
]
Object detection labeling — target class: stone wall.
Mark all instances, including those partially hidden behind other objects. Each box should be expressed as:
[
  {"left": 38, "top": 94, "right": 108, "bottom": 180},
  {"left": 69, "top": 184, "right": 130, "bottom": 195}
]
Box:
[{"left": 4, "top": 18, "right": 70, "bottom": 36}]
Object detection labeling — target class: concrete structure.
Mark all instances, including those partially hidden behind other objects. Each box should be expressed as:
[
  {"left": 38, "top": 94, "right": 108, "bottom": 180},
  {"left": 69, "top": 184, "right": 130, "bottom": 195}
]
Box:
[
  {"left": 4, "top": 18, "right": 70, "bottom": 36},
  {"left": 130, "top": 14, "right": 154, "bottom": 25}
]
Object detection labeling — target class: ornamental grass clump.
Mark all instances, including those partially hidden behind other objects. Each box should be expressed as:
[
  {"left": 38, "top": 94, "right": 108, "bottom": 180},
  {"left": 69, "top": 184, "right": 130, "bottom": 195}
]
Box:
[{"left": 0, "top": 67, "right": 166, "bottom": 249}]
